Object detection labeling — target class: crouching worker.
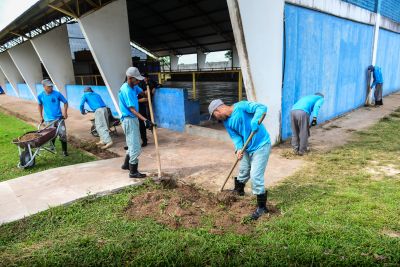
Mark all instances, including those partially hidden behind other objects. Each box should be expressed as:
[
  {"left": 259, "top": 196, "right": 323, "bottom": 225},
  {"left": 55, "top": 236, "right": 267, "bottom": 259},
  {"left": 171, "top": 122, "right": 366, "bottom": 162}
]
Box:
[
  {"left": 80, "top": 87, "right": 113, "bottom": 149},
  {"left": 38, "top": 79, "right": 69, "bottom": 156},
  {"left": 119, "top": 67, "right": 155, "bottom": 178},
  {"left": 208, "top": 99, "right": 271, "bottom": 220},
  {"left": 291, "top": 93, "right": 324, "bottom": 156}
]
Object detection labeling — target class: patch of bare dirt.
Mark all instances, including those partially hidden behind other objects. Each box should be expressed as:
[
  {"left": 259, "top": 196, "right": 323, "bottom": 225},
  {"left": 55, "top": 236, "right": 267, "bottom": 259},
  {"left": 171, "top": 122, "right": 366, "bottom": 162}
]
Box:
[
  {"left": 69, "top": 136, "right": 119, "bottom": 159},
  {"left": 366, "top": 161, "right": 400, "bottom": 180},
  {"left": 125, "top": 181, "right": 279, "bottom": 234},
  {"left": 382, "top": 229, "right": 400, "bottom": 238}
]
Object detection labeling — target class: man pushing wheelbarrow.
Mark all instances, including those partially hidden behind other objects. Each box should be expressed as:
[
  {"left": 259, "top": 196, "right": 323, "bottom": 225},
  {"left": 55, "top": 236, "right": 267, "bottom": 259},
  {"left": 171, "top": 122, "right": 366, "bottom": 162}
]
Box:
[{"left": 37, "top": 79, "right": 69, "bottom": 156}]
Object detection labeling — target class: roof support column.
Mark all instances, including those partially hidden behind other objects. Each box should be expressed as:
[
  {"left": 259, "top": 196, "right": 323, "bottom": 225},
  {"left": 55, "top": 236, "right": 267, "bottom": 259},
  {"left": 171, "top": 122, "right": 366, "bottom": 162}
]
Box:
[
  {"left": 8, "top": 42, "right": 43, "bottom": 101},
  {"left": 0, "top": 52, "right": 24, "bottom": 96},
  {"left": 77, "top": 0, "right": 132, "bottom": 115},
  {"left": 30, "top": 24, "right": 75, "bottom": 96},
  {"left": 170, "top": 54, "right": 179, "bottom": 71},
  {"left": 197, "top": 49, "right": 207, "bottom": 70},
  {"left": 232, "top": 45, "right": 240, "bottom": 68},
  {"left": 227, "top": 0, "right": 284, "bottom": 144}
]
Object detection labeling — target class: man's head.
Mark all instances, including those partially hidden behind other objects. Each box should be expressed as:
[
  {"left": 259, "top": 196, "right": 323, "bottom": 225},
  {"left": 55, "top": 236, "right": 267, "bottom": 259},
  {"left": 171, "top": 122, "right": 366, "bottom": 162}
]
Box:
[
  {"left": 368, "top": 65, "right": 374, "bottom": 72},
  {"left": 84, "top": 87, "right": 93, "bottom": 93},
  {"left": 208, "top": 99, "right": 230, "bottom": 121},
  {"left": 41, "top": 79, "right": 54, "bottom": 94},
  {"left": 315, "top": 92, "right": 324, "bottom": 98},
  {"left": 126, "top": 67, "right": 144, "bottom": 87}
]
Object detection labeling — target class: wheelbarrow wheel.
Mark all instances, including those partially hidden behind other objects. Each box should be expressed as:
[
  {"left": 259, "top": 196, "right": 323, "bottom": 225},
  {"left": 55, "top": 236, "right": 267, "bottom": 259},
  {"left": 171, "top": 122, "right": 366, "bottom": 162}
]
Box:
[
  {"left": 90, "top": 125, "right": 99, "bottom": 137},
  {"left": 20, "top": 149, "right": 35, "bottom": 169}
]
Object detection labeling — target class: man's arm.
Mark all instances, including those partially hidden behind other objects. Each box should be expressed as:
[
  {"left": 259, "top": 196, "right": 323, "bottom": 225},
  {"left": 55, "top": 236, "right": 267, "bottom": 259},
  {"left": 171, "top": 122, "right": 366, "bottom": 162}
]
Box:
[
  {"left": 311, "top": 98, "right": 324, "bottom": 119},
  {"left": 129, "top": 107, "right": 147, "bottom": 121},
  {"left": 38, "top": 104, "right": 44, "bottom": 122},
  {"left": 242, "top": 101, "right": 268, "bottom": 132},
  {"left": 79, "top": 96, "right": 86, "bottom": 114},
  {"left": 226, "top": 126, "right": 244, "bottom": 152},
  {"left": 63, "top": 103, "right": 69, "bottom": 120}
]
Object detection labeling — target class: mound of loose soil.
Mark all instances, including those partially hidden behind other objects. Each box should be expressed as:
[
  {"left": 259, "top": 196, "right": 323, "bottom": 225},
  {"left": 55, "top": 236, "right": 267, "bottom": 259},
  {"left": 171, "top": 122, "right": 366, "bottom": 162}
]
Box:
[
  {"left": 125, "top": 182, "right": 279, "bottom": 234},
  {"left": 19, "top": 133, "right": 41, "bottom": 142}
]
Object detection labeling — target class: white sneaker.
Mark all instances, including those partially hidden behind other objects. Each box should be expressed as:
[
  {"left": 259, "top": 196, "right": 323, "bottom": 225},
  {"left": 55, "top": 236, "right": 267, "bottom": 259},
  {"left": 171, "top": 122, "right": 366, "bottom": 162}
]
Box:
[
  {"left": 96, "top": 140, "right": 105, "bottom": 146},
  {"left": 101, "top": 141, "right": 113, "bottom": 149}
]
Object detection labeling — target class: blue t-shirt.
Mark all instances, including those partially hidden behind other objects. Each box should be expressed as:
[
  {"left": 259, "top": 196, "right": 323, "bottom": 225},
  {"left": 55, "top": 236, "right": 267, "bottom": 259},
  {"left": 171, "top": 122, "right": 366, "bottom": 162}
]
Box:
[
  {"left": 37, "top": 90, "right": 68, "bottom": 122},
  {"left": 118, "top": 82, "right": 143, "bottom": 120},
  {"left": 223, "top": 101, "right": 270, "bottom": 153},
  {"left": 292, "top": 95, "right": 324, "bottom": 119},
  {"left": 372, "top": 66, "right": 383, "bottom": 88},
  {"left": 79, "top": 92, "right": 106, "bottom": 114}
]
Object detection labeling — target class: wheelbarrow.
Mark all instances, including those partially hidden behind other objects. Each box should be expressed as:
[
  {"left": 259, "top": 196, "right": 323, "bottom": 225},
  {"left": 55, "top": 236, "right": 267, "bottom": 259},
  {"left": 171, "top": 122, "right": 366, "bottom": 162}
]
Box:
[
  {"left": 12, "top": 119, "right": 64, "bottom": 169},
  {"left": 84, "top": 108, "right": 120, "bottom": 137}
]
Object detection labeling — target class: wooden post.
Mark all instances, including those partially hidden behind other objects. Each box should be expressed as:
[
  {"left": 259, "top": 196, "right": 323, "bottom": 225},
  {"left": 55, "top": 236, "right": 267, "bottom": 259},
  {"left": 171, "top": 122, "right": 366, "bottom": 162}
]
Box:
[{"left": 192, "top": 72, "right": 196, "bottom": 99}]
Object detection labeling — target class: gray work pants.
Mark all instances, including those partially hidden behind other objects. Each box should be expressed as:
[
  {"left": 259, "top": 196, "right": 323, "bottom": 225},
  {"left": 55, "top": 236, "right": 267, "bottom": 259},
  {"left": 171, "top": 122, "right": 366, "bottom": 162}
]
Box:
[
  {"left": 95, "top": 107, "right": 111, "bottom": 144},
  {"left": 374, "top": 83, "right": 383, "bottom": 104},
  {"left": 291, "top": 110, "right": 310, "bottom": 154}
]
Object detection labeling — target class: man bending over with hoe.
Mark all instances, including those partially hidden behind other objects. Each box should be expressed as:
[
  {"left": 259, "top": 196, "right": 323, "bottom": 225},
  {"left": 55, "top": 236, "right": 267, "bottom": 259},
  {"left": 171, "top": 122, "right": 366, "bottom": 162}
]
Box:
[{"left": 208, "top": 99, "right": 271, "bottom": 220}]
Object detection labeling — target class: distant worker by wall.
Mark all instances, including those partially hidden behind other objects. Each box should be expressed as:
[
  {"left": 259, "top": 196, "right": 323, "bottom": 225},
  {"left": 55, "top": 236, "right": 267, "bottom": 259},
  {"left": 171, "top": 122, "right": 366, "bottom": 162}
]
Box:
[
  {"left": 0, "top": 85, "right": 4, "bottom": 94},
  {"left": 80, "top": 87, "right": 113, "bottom": 149},
  {"left": 368, "top": 65, "right": 384, "bottom": 106},
  {"left": 291, "top": 93, "right": 324, "bottom": 156},
  {"left": 138, "top": 73, "right": 159, "bottom": 147}
]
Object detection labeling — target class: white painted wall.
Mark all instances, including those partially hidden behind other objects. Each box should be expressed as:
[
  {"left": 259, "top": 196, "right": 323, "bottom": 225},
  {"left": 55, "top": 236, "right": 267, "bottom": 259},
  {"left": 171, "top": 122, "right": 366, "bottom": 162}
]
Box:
[
  {"left": 227, "top": 0, "right": 284, "bottom": 144},
  {"left": 0, "top": 52, "right": 24, "bottom": 96},
  {"left": 170, "top": 54, "right": 179, "bottom": 71},
  {"left": 8, "top": 41, "right": 42, "bottom": 100},
  {"left": 0, "top": 69, "right": 6, "bottom": 89},
  {"left": 232, "top": 45, "right": 240, "bottom": 68},
  {"left": 78, "top": 0, "right": 132, "bottom": 115},
  {"left": 197, "top": 50, "right": 206, "bottom": 70},
  {"left": 30, "top": 24, "right": 75, "bottom": 96}
]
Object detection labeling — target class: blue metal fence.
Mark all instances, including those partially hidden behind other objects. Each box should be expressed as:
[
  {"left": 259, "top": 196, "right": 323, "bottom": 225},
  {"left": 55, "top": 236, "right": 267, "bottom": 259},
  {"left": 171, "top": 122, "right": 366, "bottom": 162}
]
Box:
[
  {"left": 376, "top": 29, "right": 400, "bottom": 96},
  {"left": 341, "top": 0, "right": 400, "bottom": 23},
  {"left": 282, "top": 4, "right": 374, "bottom": 140}
]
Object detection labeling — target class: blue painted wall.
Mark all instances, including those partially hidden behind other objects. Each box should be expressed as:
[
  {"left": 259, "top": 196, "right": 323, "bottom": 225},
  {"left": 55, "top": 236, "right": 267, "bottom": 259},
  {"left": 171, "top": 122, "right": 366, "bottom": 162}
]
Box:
[
  {"left": 5, "top": 83, "right": 17, "bottom": 97},
  {"left": 36, "top": 84, "right": 45, "bottom": 96},
  {"left": 282, "top": 4, "right": 374, "bottom": 139},
  {"left": 153, "top": 88, "right": 200, "bottom": 132},
  {"left": 17, "top": 84, "right": 35, "bottom": 101},
  {"left": 65, "top": 85, "right": 118, "bottom": 116},
  {"left": 376, "top": 29, "right": 400, "bottom": 96}
]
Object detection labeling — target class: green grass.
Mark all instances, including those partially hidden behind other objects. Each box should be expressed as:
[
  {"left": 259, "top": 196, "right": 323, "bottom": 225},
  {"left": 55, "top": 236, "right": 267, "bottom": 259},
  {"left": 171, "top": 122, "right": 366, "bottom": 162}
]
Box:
[
  {"left": 0, "top": 112, "right": 96, "bottom": 182},
  {"left": 0, "top": 111, "right": 400, "bottom": 266}
]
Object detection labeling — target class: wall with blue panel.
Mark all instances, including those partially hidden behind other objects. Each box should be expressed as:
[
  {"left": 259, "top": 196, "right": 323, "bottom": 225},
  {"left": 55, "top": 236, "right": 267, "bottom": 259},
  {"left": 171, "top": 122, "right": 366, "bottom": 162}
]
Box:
[
  {"left": 282, "top": 4, "right": 374, "bottom": 140},
  {"left": 17, "top": 84, "right": 35, "bottom": 101},
  {"left": 376, "top": 29, "right": 400, "bottom": 96},
  {"left": 5, "top": 83, "right": 17, "bottom": 97},
  {"left": 65, "top": 85, "right": 118, "bottom": 116},
  {"left": 153, "top": 88, "right": 200, "bottom": 132}
]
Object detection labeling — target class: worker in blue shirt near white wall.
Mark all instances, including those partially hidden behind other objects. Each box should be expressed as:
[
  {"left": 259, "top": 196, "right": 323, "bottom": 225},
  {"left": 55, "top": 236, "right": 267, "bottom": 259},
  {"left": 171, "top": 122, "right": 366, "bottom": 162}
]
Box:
[
  {"left": 37, "top": 79, "right": 69, "bottom": 156},
  {"left": 80, "top": 87, "right": 113, "bottom": 149},
  {"left": 208, "top": 99, "right": 271, "bottom": 220},
  {"left": 291, "top": 93, "right": 324, "bottom": 156},
  {"left": 119, "top": 67, "right": 154, "bottom": 178},
  {"left": 368, "top": 65, "right": 384, "bottom": 106}
]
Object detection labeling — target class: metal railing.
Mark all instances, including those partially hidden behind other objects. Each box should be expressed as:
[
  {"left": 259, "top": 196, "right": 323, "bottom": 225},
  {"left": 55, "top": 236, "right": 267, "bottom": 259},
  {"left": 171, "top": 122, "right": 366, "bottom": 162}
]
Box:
[{"left": 75, "top": 68, "right": 244, "bottom": 101}]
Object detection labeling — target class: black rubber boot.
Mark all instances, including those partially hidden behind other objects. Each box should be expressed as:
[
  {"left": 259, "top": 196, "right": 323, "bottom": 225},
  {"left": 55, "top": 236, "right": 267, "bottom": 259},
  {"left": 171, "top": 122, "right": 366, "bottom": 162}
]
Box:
[
  {"left": 250, "top": 193, "right": 268, "bottom": 220},
  {"left": 121, "top": 155, "right": 130, "bottom": 170},
  {"left": 129, "top": 163, "right": 146, "bottom": 178},
  {"left": 232, "top": 177, "right": 245, "bottom": 196},
  {"left": 61, "top": 141, "right": 68, "bottom": 157}
]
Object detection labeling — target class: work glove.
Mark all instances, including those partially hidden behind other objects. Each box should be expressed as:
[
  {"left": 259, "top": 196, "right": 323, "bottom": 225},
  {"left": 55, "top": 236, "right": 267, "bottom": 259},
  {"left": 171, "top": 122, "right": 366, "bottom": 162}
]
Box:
[
  {"left": 145, "top": 119, "right": 156, "bottom": 129},
  {"left": 311, "top": 117, "right": 317, "bottom": 127},
  {"left": 251, "top": 120, "right": 259, "bottom": 132}
]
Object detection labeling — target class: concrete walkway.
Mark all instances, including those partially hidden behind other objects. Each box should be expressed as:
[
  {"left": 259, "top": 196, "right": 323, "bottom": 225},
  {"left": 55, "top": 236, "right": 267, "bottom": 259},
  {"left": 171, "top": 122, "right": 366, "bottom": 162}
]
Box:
[{"left": 1, "top": 93, "right": 400, "bottom": 224}]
